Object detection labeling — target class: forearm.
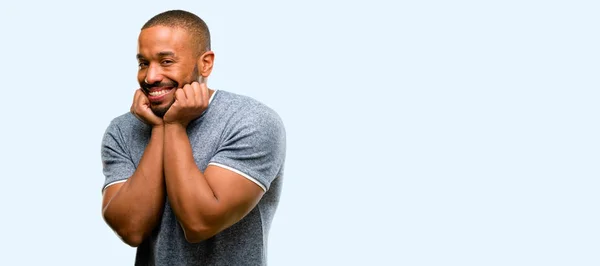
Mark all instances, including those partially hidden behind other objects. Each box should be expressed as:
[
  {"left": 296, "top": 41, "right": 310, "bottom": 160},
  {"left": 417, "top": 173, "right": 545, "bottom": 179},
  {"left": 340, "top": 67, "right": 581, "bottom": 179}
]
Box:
[
  {"left": 103, "top": 126, "right": 166, "bottom": 245},
  {"left": 164, "top": 123, "right": 218, "bottom": 237}
]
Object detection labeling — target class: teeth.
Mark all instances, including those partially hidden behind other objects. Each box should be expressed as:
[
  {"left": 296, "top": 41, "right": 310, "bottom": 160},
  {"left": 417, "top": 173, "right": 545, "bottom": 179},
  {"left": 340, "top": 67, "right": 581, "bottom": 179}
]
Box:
[{"left": 149, "top": 89, "right": 170, "bottom": 96}]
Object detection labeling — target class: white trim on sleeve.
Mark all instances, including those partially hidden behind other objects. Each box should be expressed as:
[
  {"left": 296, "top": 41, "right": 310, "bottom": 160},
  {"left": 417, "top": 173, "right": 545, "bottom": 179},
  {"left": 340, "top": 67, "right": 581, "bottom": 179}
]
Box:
[
  {"left": 102, "top": 179, "right": 127, "bottom": 193},
  {"left": 208, "top": 162, "right": 267, "bottom": 192},
  {"left": 209, "top": 90, "right": 217, "bottom": 104}
]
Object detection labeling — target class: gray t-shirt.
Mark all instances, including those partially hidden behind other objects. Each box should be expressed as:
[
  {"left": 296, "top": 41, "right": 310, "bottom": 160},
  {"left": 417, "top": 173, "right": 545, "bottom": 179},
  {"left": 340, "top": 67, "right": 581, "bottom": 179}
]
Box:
[{"left": 101, "top": 90, "right": 286, "bottom": 266}]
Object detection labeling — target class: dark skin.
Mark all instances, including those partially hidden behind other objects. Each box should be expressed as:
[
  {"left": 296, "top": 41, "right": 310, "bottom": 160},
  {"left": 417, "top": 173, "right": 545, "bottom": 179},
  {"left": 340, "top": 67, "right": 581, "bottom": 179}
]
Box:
[{"left": 102, "top": 26, "right": 265, "bottom": 246}]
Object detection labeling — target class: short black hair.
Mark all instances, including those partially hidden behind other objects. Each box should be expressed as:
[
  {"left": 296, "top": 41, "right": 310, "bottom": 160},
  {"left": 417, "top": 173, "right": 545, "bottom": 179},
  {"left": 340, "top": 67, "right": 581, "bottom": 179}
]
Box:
[{"left": 142, "top": 10, "right": 211, "bottom": 53}]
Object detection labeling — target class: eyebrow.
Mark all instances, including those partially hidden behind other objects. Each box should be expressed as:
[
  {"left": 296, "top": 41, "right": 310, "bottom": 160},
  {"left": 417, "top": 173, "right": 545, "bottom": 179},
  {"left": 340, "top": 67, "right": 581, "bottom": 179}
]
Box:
[
  {"left": 158, "top": 51, "right": 175, "bottom": 57},
  {"left": 137, "top": 51, "right": 176, "bottom": 60}
]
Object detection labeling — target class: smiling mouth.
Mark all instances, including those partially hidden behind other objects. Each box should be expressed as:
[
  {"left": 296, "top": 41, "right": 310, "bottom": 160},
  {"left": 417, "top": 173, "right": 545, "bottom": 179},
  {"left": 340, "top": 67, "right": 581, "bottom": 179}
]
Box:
[
  {"left": 148, "top": 88, "right": 173, "bottom": 96},
  {"left": 146, "top": 87, "right": 175, "bottom": 103}
]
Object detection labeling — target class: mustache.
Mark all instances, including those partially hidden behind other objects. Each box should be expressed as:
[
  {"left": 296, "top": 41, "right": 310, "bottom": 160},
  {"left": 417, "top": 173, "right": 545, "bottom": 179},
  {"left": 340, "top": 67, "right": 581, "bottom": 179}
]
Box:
[{"left": 141, "top": 81, "right": 178, "bottom": 91}]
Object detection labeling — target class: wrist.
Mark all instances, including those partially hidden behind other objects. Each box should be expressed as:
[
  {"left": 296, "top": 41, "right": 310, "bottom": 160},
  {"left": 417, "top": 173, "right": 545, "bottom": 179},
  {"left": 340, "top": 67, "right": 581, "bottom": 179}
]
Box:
[
  {"left": 151, "top": 124, "right": 165, "bottom": 134},
  {"left": 164, "top": 122, "right": 187, "bottom": 131},
  {"left": 149, "top": 124, "right": 165, "bottom": 141}
]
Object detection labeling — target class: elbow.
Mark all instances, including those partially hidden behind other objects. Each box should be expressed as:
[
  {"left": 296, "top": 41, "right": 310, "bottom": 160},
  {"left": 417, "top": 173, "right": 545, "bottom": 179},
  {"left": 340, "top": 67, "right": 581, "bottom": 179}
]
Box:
[
  {"left": 182, "top": 223, "right": 219, "bottom": 244},
  {"left": 103, "top": 211, "right": 146, "bottom": 247},
  {"left": 177, "top": 205, "right": 225, "bottom": 243},
  {"left": 118, "top": 230, "right": 145, "bottom": 247},
  {"left": 110, "top": 223, "right": 146, "bottom": 247}
]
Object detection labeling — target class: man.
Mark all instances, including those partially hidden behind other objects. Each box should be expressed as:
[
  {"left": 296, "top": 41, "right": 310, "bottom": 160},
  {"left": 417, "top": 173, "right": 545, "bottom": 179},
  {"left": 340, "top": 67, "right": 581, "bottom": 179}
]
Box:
[{"left": 100, "top": 10, "right": 286, "bottom": 265}]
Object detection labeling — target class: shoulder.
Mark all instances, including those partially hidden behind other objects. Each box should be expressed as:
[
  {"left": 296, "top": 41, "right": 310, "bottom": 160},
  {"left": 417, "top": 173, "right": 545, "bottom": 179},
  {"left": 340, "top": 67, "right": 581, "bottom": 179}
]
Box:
[
  {"left": 102, "top": 112, "right": 148, "bottom": 145},
  {"left": 105, "top": 112, "right": 146, "bottom": 133},
  {"left": 108, "top": 112, "right": 143, "bottom": 129},
  {"left": 213, "top": 90, "right": 285, "bottom": 132}
]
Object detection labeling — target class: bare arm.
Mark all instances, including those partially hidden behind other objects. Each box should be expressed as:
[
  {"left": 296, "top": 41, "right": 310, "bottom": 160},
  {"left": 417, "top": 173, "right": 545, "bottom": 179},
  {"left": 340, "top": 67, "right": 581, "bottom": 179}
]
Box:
[
  {"left": 101, "top": 89, "right": 166, "bottom": 247},
  {"left": 164, "top": 123, "right": 264, "bottom": 243},
  {"left": 102, "top": 126, "right": 165, "bottom": 247}
]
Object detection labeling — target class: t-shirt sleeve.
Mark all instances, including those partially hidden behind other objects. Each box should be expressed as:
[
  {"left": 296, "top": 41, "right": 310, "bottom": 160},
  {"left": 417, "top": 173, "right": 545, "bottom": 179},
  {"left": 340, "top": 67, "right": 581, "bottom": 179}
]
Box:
[
  {"left": 208, "top": 107, "right": 286, "bottom": 192},
  {"left": 101, "top": 120, "right": 135, "bottom": 193}
]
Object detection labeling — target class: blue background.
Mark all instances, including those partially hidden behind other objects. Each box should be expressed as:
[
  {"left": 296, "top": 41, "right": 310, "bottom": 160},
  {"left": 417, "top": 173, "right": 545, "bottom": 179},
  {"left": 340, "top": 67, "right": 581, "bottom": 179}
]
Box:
[{"left": 0, "top": 0, "right": 598, "bottom": 265}]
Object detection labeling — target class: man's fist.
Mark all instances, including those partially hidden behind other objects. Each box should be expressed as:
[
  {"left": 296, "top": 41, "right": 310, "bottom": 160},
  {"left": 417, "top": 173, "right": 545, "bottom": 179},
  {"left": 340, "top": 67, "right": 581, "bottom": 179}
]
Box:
[
  {"left": 163, "top": 81, "right": 210, "bottom": 127},
  {"left": 130, "top": 89, "right": 163, "bottom": 127}
]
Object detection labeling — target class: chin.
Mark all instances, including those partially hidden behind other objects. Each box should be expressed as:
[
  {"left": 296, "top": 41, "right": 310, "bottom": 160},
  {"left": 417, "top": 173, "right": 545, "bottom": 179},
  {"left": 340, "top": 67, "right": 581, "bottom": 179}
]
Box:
[
  {"left": 151, "top": 101, "right": 175, "bottom": 118},
  {"left": 152, "top": 109, "right": 167, "bottom": 118},
  {"left": 150, "top": 105, "right": 167, "bottom": 118}
]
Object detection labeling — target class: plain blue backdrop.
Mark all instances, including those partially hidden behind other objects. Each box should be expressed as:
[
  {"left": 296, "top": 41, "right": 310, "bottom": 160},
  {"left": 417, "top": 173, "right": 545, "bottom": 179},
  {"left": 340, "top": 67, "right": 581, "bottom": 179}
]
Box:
[{"left": 0, "top": 0, "right": 598, "bottom": 265}]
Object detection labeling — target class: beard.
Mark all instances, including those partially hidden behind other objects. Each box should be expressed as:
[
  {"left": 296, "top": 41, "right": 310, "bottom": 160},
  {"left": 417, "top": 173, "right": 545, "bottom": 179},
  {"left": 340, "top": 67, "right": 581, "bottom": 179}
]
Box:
[
  {"left": 141, "top": 64, "right": 201, "bottom": 118},
  {"left": 150, "top": 99, "right": 175, "bottom": 118}
]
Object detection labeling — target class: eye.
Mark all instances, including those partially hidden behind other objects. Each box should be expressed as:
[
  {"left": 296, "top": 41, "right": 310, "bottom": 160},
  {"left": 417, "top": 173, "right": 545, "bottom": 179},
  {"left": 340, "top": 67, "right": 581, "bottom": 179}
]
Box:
[
  {"left": 161, "top": 60, "right": 174, "bottom": 66},
  {"left": 138, "top": 62, "right": 149, "bottom": 69}
]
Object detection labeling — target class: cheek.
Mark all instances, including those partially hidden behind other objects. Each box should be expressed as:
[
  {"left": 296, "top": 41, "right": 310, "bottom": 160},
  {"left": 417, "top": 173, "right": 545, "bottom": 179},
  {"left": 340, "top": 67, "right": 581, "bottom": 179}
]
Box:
[
  {"left": 137, "top": 71, "right": 145, "bottom": 83},
  {"left": 170, "top": 72, "right": 191, "bottom": 86},
  {"left": 180, "top": 62, "right": 198, "bottom": 78},
  {"left": 183, "top": 69, "right": 200, "bottom": 83}
]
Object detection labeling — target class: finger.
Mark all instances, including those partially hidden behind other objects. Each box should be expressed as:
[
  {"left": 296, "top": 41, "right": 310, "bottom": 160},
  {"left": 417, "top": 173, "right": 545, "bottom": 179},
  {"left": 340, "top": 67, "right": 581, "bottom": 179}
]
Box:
[
  {"left": 198, "top": 81, "right": 209, "bottom": 105},
  {"left": 184, "top": 83, "right": 196, "bottom": 104},
  {"left": 140, "top": 91, "right": 150, "bottom": 106},
  {"left": 132, "top": 89, "right": 141, "bottom": 103},
  {"left": 135, "top": 89, "right": 148, "bottom": 108},
  {"left": 134, "top": 89, "right": 141, "bottom": 102},
  {"left": 130, "top": 91, "right": 143, "bottom": 120},
  {"left": 131, "top": 89, "right": 142, "bottom": 112},
  {"left": 175, "top": 88, "right": 186, "bottom": 104},
  {"left": 132, "top": 89, "right": 140, "bottom": 102},
  {"left": 181, "top": 84, "right": 193, "bottom": 101},
  {"left": 191, "top": 82, "right": 202, "bottom": 105}
]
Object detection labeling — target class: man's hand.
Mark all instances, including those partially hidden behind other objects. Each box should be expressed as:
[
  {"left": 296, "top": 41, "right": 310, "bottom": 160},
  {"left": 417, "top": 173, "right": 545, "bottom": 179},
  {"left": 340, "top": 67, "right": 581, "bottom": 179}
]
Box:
[
  {"left": 131, "top": 89, "right": 163, "bottom": 127},
  {"left": 163, "top": 82, "right": 210, "bottom": 127}
]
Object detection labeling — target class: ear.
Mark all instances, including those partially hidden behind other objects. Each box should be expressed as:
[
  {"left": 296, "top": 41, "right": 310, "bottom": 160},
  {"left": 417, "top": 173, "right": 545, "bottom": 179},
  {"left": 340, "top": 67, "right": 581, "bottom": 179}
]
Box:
[{"left": 197, "top": 51, "right": 215, "bottom": 78}]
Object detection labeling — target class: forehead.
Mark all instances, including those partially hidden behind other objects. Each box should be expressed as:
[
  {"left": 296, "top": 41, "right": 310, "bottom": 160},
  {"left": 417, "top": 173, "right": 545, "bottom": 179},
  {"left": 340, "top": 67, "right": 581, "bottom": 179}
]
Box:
[{"left": 137, "top": 26, "right": 193, "bottom": 56}]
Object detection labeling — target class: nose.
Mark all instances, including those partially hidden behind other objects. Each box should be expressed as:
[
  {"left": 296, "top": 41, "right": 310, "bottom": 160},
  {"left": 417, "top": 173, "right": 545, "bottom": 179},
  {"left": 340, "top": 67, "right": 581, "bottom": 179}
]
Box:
[{"left": 144, "top": 64, "right": 163, "bottom": 85}]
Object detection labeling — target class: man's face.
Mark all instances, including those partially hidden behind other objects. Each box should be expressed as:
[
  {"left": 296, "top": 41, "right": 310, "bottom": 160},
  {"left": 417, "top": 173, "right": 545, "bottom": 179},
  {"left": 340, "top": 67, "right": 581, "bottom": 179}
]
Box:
[{"left": 137, "top": 26, "right": 200, "bottom": 117}]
